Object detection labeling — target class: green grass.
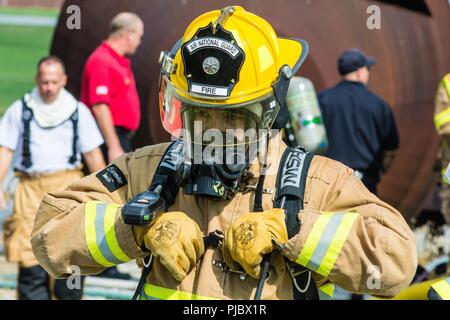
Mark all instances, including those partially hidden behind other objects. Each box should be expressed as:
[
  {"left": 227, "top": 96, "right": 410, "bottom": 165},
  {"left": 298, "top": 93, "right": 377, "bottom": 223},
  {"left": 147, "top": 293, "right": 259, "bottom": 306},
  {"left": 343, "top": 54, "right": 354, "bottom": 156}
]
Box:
[
  {"left": 0, "top": 6, "right": 59, "bottom": 17},
  {"left": 0, "top": 25, "right": 54, "bottom": 115}
]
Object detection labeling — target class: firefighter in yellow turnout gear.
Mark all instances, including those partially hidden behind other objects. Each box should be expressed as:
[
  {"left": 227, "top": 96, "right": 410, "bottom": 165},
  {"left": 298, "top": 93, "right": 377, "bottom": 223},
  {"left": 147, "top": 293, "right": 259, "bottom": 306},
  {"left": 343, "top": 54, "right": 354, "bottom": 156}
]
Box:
[{"left": 31, "top": 7, "right": 417, "bottom": 300}]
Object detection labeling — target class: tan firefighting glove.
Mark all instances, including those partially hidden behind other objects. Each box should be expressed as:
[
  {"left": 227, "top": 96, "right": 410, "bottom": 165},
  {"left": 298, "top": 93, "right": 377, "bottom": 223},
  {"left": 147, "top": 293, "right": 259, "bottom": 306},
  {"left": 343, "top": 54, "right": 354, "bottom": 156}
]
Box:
[
  {"left": 133, "top": 211, "right": 205, "bottom": 281},
  {"left": 222, "top": 209, "right": 288, "bottom": 279}
]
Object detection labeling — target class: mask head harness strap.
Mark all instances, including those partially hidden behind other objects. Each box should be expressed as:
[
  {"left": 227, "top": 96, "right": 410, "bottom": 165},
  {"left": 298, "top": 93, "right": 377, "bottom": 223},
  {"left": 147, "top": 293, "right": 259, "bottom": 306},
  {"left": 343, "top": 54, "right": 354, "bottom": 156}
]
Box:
[{"left": 272, "top": 39, "right": 309, "bottom": 129}]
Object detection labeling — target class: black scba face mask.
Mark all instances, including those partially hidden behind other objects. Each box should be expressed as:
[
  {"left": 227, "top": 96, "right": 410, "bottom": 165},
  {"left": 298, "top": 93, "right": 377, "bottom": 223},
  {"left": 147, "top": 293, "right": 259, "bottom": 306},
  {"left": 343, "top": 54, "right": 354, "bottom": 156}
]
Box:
[
  {"left": 176, "top": 93, "right": 277, "bottom": 200},
  {"left": 184, "top": 142, "right": 260, "bottom": 200}
]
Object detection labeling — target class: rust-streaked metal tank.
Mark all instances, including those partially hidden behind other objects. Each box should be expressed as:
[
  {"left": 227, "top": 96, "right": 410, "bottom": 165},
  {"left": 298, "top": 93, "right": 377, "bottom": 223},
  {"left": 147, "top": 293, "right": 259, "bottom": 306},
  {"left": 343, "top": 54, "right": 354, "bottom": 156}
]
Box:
[{"left": 51, "top": 0, "right": 450, "bottom": 219}]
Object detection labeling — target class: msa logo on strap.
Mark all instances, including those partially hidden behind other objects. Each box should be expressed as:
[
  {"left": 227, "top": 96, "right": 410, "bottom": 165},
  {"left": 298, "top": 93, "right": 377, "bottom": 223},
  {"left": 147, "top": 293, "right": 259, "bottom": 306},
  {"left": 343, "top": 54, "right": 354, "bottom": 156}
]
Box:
[
  {"left": 159, "top": 142, "right": 184, "bottom": 171},
  {"left": 280, "top": 149, "right": 306, "bottom": 189}
]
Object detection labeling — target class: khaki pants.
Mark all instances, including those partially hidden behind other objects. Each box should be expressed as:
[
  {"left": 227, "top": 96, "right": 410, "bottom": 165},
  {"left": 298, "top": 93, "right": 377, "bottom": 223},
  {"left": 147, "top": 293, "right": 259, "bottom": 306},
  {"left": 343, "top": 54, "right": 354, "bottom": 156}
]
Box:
[{"left": 3, "top": 169, "right": 83, "bottom": 268}]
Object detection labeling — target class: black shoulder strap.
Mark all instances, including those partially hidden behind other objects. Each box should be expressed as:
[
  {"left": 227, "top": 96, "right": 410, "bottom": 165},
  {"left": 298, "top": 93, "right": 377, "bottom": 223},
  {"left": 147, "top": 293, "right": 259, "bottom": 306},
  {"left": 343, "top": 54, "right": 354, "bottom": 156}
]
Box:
[
  {"left": 274, "top": 146, "right": 314, "bottom": 237},
  {"left": 21, "top": 96, "right": 34, "bottom": 169},
  {"left": 132, "top": 141, "right": 186, "bottom": 300},
  {"left": 275, "top": 146, "right": 319, "bottom": 300},
  {"left": 148, "top": 140, "right": 185, "bottom": 206},
  {"left": 68, "top": 105, "right": 79, "bottom": 165}
]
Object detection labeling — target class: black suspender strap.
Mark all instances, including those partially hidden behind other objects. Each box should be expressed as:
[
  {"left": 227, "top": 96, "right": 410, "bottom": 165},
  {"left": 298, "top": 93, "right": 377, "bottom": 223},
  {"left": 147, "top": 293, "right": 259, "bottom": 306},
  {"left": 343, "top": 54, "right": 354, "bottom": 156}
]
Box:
[
  {"left": 147, "top": 140, "right": 185, "bottom": 205},
  {"left": 21, "top": 98, "right": 80, "bottom": 169},
  {"left": 68, "top": 106, "right": 79, "bottom": 165},
  {"left": 274, "top": 146, "right": 319, "bottom": 300},
  {"left": 253, "top": 171, "right": 266, "bottom": 213},
  {"left": 254, "top": 135, "right": 270, "bottom": 213},
  {"left": 21, "top": 96, "right": 33, "bottom": 169}
]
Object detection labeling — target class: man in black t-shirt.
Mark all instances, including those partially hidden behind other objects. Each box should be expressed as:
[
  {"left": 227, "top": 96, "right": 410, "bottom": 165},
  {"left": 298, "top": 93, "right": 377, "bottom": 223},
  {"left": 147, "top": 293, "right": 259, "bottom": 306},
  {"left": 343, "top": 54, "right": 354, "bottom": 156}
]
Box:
[{"left": 318, "top": 49, "right": 399, "bottom": 194}]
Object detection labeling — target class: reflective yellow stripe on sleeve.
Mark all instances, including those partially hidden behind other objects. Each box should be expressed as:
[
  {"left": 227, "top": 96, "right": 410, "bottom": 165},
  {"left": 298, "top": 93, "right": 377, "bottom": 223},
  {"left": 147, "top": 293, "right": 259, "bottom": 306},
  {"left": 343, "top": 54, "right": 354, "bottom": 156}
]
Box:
[
  {"left": 318, "top": 283, "right": 335, "bottom": 300},
  {"left": 430, "top": 278, "right": 450, "bottom": 300},
  {"left": 295, "top": 212, "right": 358, "bottom": 277},
  {"left": 85, "top": 201, "right": 130, "bottom": 267},
  {"left": 103, "top": 203, "right": 130, "bottom": 262},
  {"left": 443, "top": 74, "right": 450, "bottom": 98},
  {"left": 434, "top": 107, "right": 450, "bottom": 130},
  {"left": 140, "top": 284, "right": 220, "bottom": 300}
]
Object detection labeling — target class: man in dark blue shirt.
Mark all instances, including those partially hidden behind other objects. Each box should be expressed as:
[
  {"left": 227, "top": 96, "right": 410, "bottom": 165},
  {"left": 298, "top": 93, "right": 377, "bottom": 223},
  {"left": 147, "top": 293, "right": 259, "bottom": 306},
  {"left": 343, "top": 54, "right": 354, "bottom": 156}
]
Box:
[{"left": 318, "top": 49, "right": 399, "bottom": 194}]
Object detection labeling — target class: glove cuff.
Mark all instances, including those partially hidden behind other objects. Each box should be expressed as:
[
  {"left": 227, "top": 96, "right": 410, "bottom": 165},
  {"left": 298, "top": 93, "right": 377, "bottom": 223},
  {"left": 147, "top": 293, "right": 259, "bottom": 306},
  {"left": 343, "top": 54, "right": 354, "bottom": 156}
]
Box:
[
  {"left": 132, "top": 226, "right": 150, "bottom": 251},
  {"left": 280, "top": 209, "right": 319, "bottom": 262},
  {"left": 281, "top": 234, "right": 302, "bottom": 262}
]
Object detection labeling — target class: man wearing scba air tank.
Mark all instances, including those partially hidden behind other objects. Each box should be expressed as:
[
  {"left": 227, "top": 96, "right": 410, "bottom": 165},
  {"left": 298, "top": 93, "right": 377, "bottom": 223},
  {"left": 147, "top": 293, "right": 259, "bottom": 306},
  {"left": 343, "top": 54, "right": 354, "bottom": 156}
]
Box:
[{"left": 31, "top": 6, "right": 417, "bottom": 300}]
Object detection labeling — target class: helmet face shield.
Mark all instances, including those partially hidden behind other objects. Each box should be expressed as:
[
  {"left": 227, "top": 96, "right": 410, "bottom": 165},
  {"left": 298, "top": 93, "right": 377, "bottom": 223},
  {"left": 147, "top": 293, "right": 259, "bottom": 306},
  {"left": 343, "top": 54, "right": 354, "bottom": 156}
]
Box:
[
  {"left": 159, "top": 78, "right": 184, "bottom": 137},
  {"left": 183, "top": 107, "right": 260, "bottom": 147},
  {"left": 159, "top": 75, "right": 280, "bottom": 146}
]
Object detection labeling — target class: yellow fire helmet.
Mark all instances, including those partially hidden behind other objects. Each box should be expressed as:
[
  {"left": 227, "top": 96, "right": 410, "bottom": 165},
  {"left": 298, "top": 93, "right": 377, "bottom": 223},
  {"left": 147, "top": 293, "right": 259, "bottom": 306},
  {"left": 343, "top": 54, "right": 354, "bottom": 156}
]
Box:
[{"left": 159, "top": 6, "right": 309, "bottom": 144}]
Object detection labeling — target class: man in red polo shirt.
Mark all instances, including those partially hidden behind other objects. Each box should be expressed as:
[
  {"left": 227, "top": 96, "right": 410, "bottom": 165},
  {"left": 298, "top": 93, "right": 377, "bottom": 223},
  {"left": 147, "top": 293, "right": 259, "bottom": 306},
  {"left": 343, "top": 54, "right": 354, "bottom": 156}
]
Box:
[{"left": 81, "top": 12, "right": 144, "bottom": 163}]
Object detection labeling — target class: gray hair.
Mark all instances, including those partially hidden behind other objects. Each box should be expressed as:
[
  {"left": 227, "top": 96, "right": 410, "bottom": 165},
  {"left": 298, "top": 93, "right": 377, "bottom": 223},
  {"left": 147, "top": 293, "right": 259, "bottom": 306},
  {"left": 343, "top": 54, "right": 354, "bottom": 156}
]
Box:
[
  {"left": 109, "top": 12, "right": 143, "bottom": 37},
  {"left": 37, "top": 55, "right": 66, "bottom": 74}
]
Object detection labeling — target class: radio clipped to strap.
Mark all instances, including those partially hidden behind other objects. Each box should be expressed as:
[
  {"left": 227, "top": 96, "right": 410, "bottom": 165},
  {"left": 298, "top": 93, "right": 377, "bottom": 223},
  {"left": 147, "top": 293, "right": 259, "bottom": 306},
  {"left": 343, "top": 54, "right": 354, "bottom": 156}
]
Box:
[
  {"left": 121, "top": 140, "right": 186, "bottom": 227},
  {"left": 274, "top": 146, "right": 318, "bottom": 300}
]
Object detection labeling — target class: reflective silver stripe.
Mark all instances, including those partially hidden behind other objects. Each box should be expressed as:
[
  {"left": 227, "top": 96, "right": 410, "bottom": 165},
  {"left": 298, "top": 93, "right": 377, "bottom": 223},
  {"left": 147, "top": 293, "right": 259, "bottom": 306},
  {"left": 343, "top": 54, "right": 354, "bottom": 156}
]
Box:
[
  {"left": 318, "top": 290, "right": 332, "bottom": 300},
  {"left": 306, "top": 214, "right": 345, "bottom": 272},
  {"left": 95, "top": 203, "right": 123, "bottom": 265}
]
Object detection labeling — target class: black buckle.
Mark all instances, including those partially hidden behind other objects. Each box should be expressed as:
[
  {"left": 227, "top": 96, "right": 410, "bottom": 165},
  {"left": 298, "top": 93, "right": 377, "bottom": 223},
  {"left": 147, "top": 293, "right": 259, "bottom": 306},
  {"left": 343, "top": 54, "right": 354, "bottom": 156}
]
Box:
[
  {"left": 203, "top": 230, "right": 224, "bottom": 249},
  {"left": 212, "top": 260, "right": 247, "bottom": 281}
]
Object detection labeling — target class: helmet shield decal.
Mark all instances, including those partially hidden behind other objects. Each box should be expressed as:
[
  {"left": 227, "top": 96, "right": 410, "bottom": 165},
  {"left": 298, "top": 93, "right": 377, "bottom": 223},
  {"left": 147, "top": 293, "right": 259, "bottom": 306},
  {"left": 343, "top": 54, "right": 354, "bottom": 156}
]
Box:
[{"left": 181, "top": 23, "right": 245, "bottom": 99}]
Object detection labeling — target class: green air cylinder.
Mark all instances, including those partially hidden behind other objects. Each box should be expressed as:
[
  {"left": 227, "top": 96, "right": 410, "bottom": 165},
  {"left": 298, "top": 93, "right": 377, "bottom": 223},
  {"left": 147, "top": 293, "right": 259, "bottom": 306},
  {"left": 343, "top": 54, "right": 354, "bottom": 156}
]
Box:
[{"left": 286, "top": 77, "right": 328, "bottom": 155}]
